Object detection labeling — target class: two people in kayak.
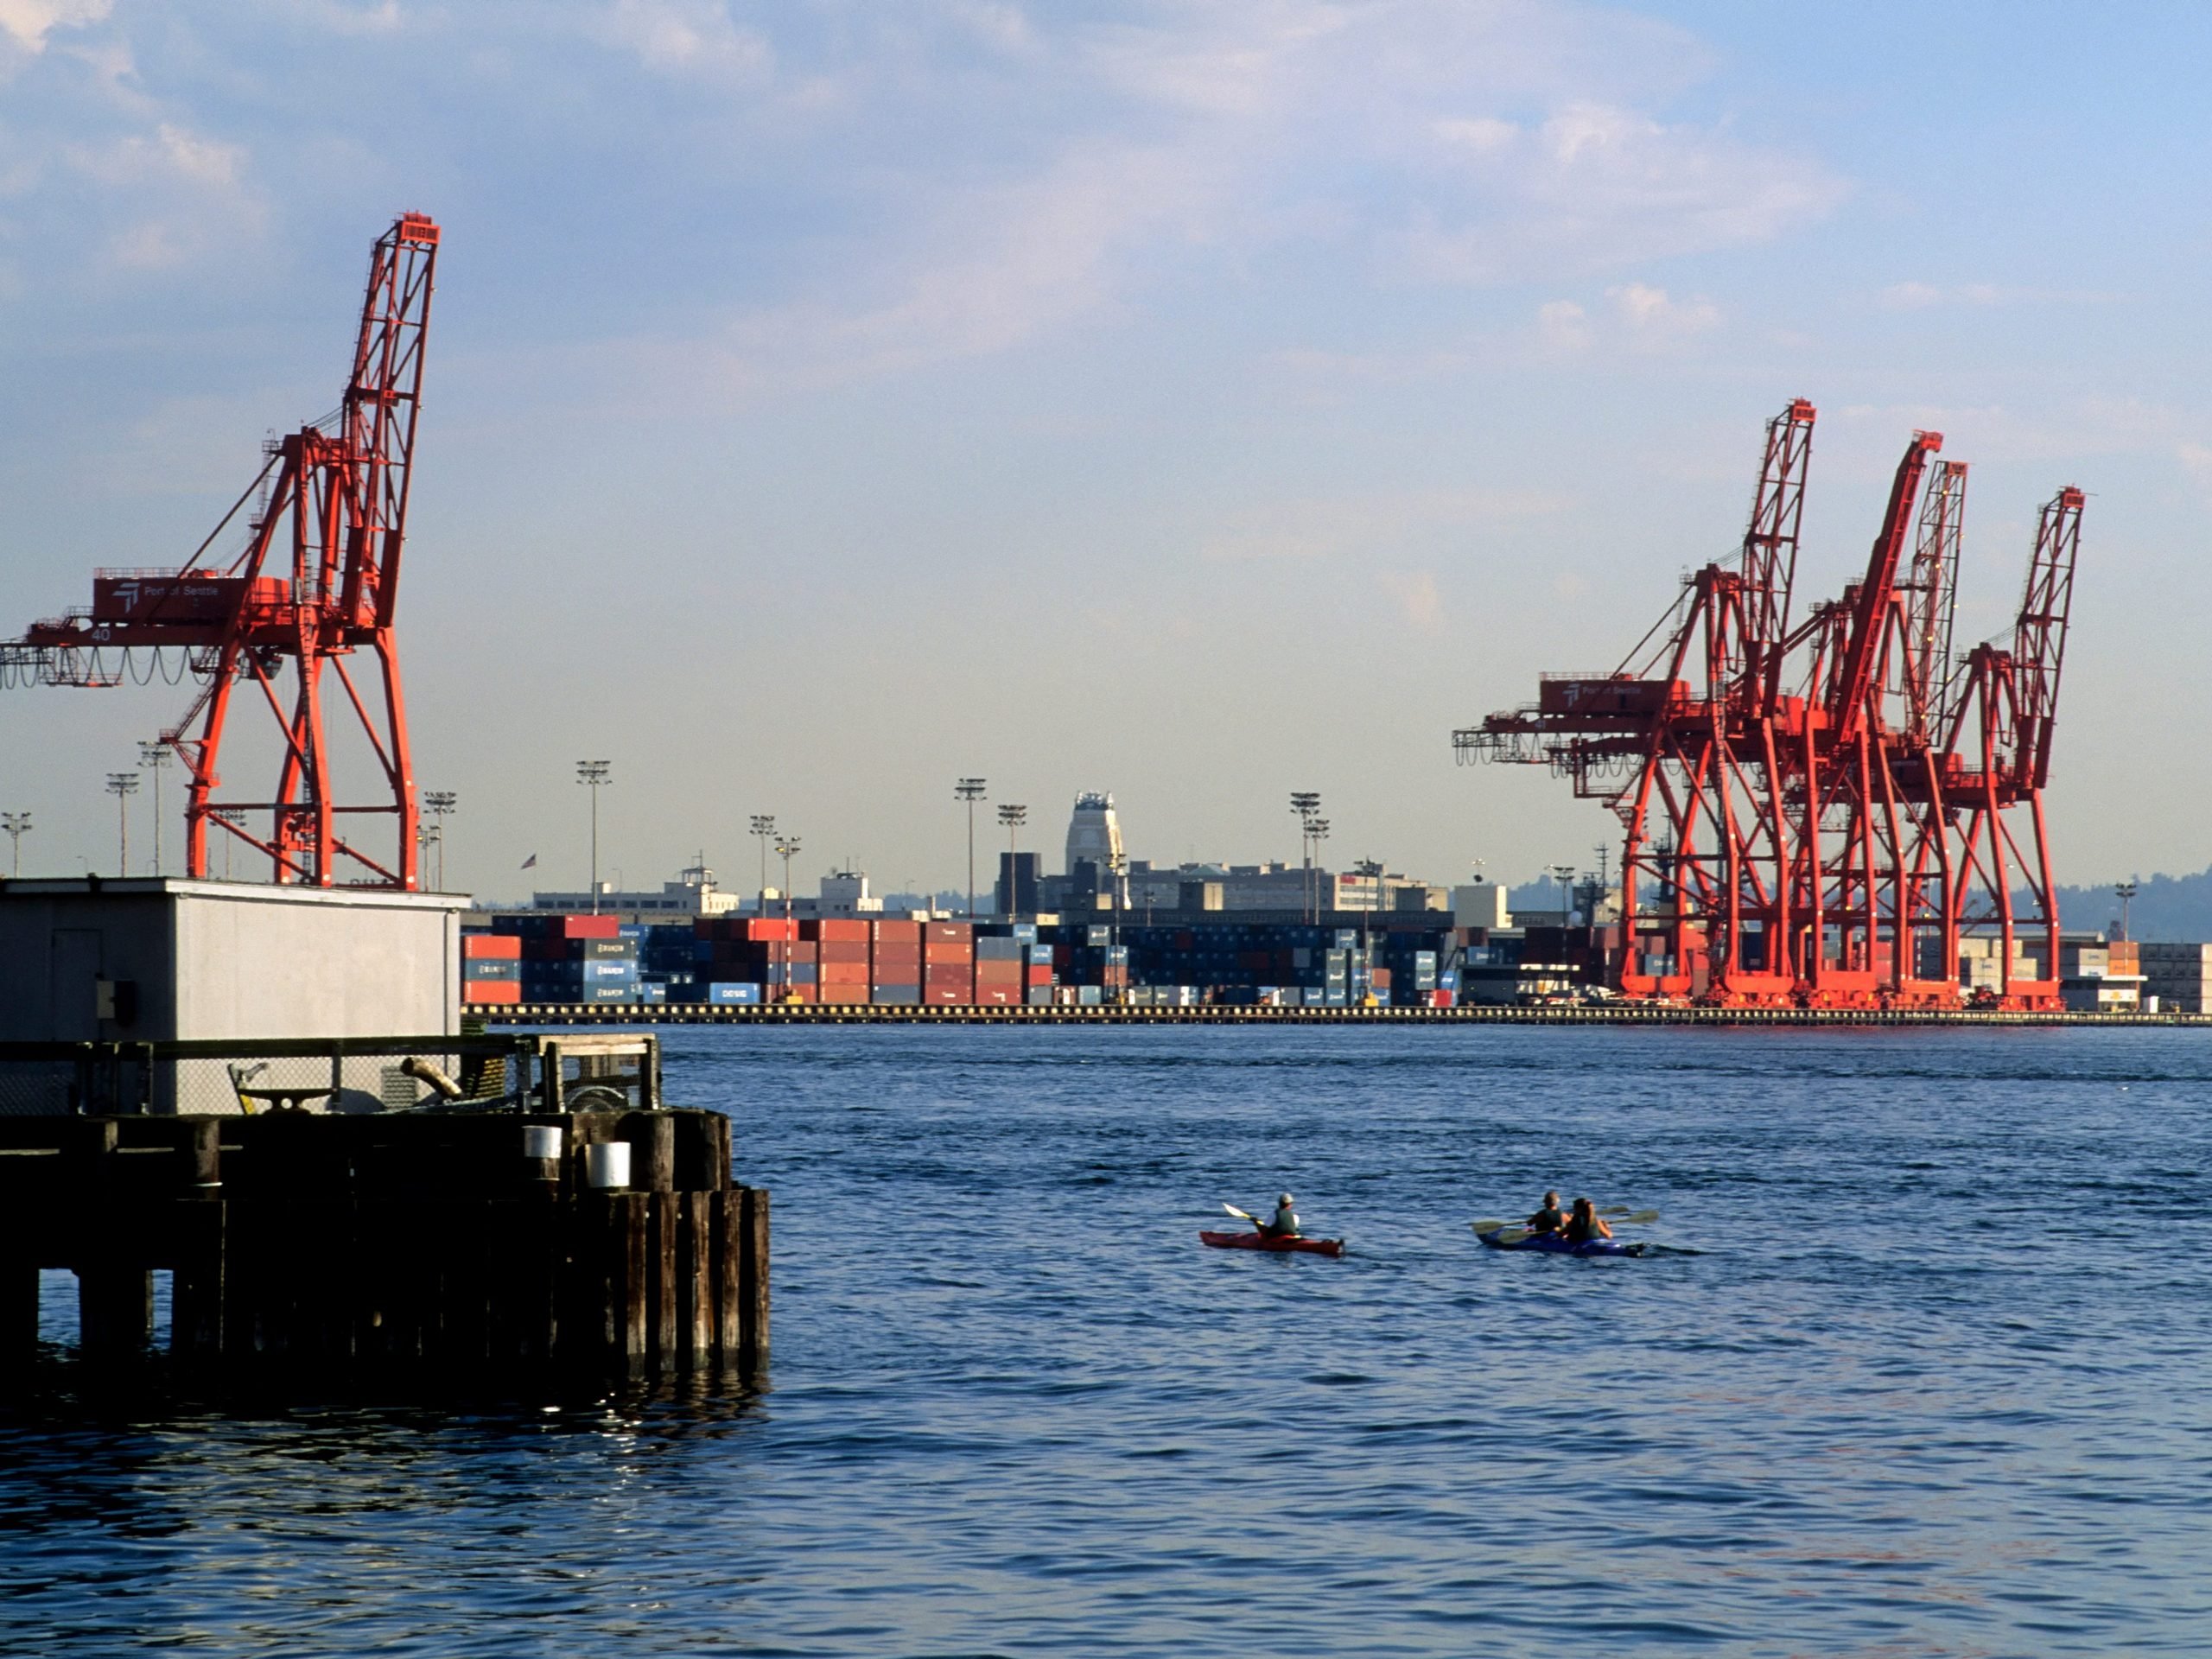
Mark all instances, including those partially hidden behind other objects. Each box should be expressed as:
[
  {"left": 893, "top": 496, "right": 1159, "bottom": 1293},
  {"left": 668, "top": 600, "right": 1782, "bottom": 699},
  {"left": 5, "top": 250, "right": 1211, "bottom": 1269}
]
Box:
[{"left": 1527, "top": 1191, "right": 1611, "bottom": 1243}]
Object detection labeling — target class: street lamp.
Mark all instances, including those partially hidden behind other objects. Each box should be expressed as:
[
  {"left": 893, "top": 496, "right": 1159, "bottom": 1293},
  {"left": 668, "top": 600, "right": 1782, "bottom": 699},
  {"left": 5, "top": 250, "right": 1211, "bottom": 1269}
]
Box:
[
  {"left": 2116, "top": 879, "right": 2139, "bottom": 943},
  {"left": 996, "top": 803, "right": 1027, "bottom": 917},
  {"left": 1553, "top": 864, "right": 1577, "bottom": 926},
  {"left": 576, "top": 761, "right": 611, "bottom": 912},
  {"left": 423, "top": 791, "right": 457, "bottom": 891},
  {"left": 774, "top": 836, "right": 802, "bottom": 1001},
  {"left": 137, "top": 742, "right": 174, "bottom": 876},
  {"left": 105, "top": 772, "right": 140, "bottom": 875},
  {"left": 1, "top": 811, "right": 29, "bottom": 877},
  {"left": 1290, "top": 791, "right": 1320, "bottom": 923},
  {"left": 750, "top": 814, "right": 776, "bottom": 912},
  {"left": 955, "top": 778, "right": 987, "bottom": 918}
]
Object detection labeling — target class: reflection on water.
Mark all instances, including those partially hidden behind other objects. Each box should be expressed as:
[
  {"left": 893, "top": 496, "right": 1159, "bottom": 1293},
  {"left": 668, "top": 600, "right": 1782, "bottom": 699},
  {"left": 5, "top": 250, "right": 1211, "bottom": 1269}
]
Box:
[{"left": 3, "top": 1026, "right": 2209, "bottom": 1656}]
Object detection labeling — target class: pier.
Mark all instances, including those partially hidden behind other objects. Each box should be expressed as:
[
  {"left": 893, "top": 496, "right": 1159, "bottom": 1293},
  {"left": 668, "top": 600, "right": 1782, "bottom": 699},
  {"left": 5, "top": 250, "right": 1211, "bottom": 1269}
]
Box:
[{"left": 0, "top": 1036, "right": 767, "bottom": 1386}]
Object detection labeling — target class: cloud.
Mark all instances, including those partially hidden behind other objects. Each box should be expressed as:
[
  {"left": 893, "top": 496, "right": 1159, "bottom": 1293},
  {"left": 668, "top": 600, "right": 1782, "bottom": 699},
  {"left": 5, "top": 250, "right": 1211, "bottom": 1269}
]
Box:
[
  {"left": 1199, "top": 487, "right": 1567, "bottom": 563},
  {"left": 1537, "top": 298, "right": 1592, "bottom": 352},
  {"left": 1878, "top": 281, "right": 2120, "bottom": 311},
  {"left": 594, "top": 0, "right": 772, "bottom": 85},
  {"left": 1404, "top": 99, "right": 1844, "bottom": 283},
  {"left": 1609, "top": 281, "right": 1718, "bottom": 340},
  {"left": 1381, "top": 569, "right": 1446, "bottom": 633},
  {"left": 0, "top": 0, "right": 111, "bottom": 55}
]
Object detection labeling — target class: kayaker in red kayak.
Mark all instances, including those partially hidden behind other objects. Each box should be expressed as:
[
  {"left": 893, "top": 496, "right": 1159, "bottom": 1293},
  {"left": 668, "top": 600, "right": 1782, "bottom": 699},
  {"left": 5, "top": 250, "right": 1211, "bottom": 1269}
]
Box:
[
  {"left": 1257, "top": 1193, "right": 1300, "bottom": 1239},
  {"left": 1564, "top": 1197, "right": 1613, "bottom": 1244}
]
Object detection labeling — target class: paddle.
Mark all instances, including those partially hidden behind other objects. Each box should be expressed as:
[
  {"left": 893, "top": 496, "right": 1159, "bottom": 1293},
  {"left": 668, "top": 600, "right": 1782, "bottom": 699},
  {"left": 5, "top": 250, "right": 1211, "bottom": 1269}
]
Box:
[{"left": 1223, "top": 1203, "right": 1258, "bottom": 1224}]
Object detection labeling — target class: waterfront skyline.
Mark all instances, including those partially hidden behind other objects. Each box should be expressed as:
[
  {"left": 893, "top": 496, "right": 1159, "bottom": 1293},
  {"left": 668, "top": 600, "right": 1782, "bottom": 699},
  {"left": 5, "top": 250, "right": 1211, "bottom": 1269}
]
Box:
[{"left": 3, "top": 3, "right": 2209, "bottom": 897}]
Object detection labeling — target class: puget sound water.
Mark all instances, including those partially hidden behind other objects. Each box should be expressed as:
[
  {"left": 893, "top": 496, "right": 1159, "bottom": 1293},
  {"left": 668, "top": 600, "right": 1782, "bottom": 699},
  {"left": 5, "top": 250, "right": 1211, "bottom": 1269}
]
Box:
[{"left": 3, "top": 1024, "right": 2209, "bottom": 1656}]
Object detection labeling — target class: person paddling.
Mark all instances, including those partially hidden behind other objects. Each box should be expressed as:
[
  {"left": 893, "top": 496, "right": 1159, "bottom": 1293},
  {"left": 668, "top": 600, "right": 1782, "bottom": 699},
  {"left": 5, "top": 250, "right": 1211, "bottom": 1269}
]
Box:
[
  {"left": 1565, "top": 1197, "right": 1613, "bottom": 1244},
  {"left": 1526, "top": 1191, "right": 1566, "bottom": 1236},
  {"left": 1257, "top": 1193, "right": 1301, "bottom": 1239}
]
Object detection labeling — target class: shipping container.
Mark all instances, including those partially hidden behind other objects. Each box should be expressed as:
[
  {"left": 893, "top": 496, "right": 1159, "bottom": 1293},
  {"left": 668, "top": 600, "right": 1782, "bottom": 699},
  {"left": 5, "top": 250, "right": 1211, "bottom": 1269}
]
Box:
[
  {"left": 701, "top": 982, "right": 764, "bottom": 1005},
  {"left": 461, "top": 960, "right": 521, "bottom": 982},
  {"left": 870, "top": 985, "right": 922, "bottom": 1005},
  {"left": 819, "top": 962, "right": 869, "bottom": 986},
  {"left": 925, "top": 922, "right": 974, "bottom": 944},
  {"left": 924, "top": 943, "right": 976, "bottom": 965},
  {"left": 871, "top": 919, "right": 923, "bottom": 944},
  {"left": 817, "top": 940, "right": 869, "bottom": 964},
  {"left": 819, "top": 984, "right": 869, "bottom": 1004},
  {"left": 802, "top": 918, "right": 873, "bottom": 943},
  {"left": 460, "top": 933, "right": 522, "bottom": 960},
  {"left": 461, "top": 981, "right": 522, "bottom": 1006}
]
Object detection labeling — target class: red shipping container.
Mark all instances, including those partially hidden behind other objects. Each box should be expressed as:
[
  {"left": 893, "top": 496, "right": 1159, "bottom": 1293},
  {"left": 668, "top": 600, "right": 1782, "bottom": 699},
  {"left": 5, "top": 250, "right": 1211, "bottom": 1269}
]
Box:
[
  {"left": 1025, "top": 966, "right": 1054, "bottom": 987},
  {"left": 802, "top": 918, "right": 871, "bottom": 943},
  {"left": 820, "top": 962, "right": 869, "bottom": 986},
  {"left": 461, "top": 934, "right": 522, "bottom": 960},
  {"left": 732, "top": 918, "right": 798, "bottom": 942},
  {"left": 547, "top": 915, "right": 620, "bottom": 939},
  {"left": 925, "top": 922, "right": 972, "bottom": 944},
  {"left": 869, "top": 947, "right": 922, "bottom": 967},
  {"left": 976, "top": 963, "right": 1022, "bottom": 983},
  {"left": 924, "top": 943, "right": 975, "bottom": 965},
  {"left": 871, "top": 919, "right": 922, "bottom": 944},
  {"left": 461, "top": 981, "right": 523, "bottom": 1005},
  {"left": 976, "top": 987, "right": 1021, "bottom": 1006},
  {"left": 819, "top": 983, "right": 869, "bottom": 1004},
  {"left": 923, "top": 969, "right": 972, "bottom": 995},
  {"left": 923, "top": 986, "right": 966, "bottom": 1005},
  {"left": 818, "top": 941, "right": 869, "bottom": 964}
]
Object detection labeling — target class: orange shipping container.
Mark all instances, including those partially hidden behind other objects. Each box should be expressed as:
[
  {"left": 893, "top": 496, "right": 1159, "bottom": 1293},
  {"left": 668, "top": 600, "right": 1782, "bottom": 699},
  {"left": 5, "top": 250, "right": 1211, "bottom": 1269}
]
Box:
[
  {"left": 872, "top": 919, "right": 923, "bottom": 944},
  {"left": 462, "top": 982, "right": 523, "bottom": 1005},
  {"left": 820, "top": 962, "right": 869, "bottom": 986},
  {"left": 461, "top": 934, "right": 522, "bottom": 960},
  {"left": 925, "top": 922, "right": 972, "bottom": 944},
  {"left": 819, "top": 983, "right": 869, "bottom": 1004},
  {"left": 803, "top": 918, "right": 872, "bottom": 943},
  {"left": 924, "top": 943, "right": 975, "bottom": 965},
  {"left": 818, "top": 940, "right": 869, "bottom": 963}
]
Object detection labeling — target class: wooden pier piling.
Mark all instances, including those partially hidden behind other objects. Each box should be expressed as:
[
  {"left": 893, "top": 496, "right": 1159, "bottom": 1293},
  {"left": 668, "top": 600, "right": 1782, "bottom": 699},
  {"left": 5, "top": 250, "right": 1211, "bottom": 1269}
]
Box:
[{"left": 0, "top": 1108, "right": 766, "bottom": 1386}]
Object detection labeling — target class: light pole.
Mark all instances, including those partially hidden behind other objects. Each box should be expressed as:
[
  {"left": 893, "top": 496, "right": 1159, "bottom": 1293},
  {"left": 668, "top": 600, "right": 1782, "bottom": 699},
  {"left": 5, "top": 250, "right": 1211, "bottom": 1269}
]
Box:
[
  {"left": 996, "top": 803, "right": 1027, "bottom": 917},
  {"left": 1, "top": 811, "right": 29, "bottom": 876},
  {"left": 576, "top": 760, "right": 611, "bottom": 912},
  {"left": 213, "top": 806, "right": 245, "bottom": 879},
  {"left": 955, "top": 778, "right": 987, "bottom": 918},
  {"left": 1107, "top": 847, "right": 1127, "bottom": 1004},
  {"left": 1355, "top": 857, "right": 1384, "bottom": 1000},
  {"left": 1553, "top": 864, "right": 1577, "bottom": 926},
  {"left": 750, "top": 814, "right": 776, "bottom": 912},
  {"left": 423, "top": 791, "right": 457, "bottom": 891},
  {"left": 1290, "top": 791, "right": 1319, "bottom": 923},
  {"left": 2116, "top": 879, "right": 2139, "bottom": 942},
  {"left": 1307, "top": 818, "right": 1330, "bottom": 919},
  {"left": 774, "top": 836, "right": 802, "bottom": 1001},
  {"left": 105, "top": 772, "right": 140, "bottom": 875},
  {"left": 137, "top": 742, "right": 174, "bottom": 876}
]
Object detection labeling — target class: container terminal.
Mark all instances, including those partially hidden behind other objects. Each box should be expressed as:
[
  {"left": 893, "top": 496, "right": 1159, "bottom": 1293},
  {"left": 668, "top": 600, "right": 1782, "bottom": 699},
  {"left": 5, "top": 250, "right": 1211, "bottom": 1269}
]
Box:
[{"left": 2, "top": 213, "right": 2209, "bottom": 1033}]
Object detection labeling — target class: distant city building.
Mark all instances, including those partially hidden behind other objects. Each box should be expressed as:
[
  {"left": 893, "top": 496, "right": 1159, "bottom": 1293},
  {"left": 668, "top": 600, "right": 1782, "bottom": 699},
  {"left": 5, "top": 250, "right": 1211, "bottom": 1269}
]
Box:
[
  {"left": 531, "top": 861, "right": 741, "bottom": 916},
  {"left": 816, "top": 870, "right": 883, "bottom": 916},
  {"left": 996, "top": 851, "right": 1042, "bottom": 917},
  {"left": 1065, "top": 791, "right": 1122, "bottom": 883}
]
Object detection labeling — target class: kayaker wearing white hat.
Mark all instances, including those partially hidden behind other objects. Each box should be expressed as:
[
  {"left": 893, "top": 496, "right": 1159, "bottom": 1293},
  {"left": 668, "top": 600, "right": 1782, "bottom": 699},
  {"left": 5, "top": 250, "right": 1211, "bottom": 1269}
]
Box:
[{"left": 1258, "top": 1193, "right": 1300, "bottom": 1239}]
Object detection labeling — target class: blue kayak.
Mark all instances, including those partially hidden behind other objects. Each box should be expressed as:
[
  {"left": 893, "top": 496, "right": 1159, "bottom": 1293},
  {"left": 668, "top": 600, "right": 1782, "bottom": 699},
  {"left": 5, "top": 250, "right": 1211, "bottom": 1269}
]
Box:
[{"left": 1474, "top": 1226, "right": 1647, "bottom": 1258}]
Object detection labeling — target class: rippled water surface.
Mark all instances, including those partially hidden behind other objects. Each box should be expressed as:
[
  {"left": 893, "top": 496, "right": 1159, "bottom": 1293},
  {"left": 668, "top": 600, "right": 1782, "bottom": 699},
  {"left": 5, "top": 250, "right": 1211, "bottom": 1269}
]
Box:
[{"left": 5, "top": 1026, "right": 2211, "bottom": 1656}]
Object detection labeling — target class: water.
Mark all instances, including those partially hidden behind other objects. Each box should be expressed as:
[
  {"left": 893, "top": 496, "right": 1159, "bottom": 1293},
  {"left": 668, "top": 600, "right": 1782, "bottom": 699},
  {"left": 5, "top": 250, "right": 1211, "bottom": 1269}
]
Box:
[{"left": 4, "top": 1026, "right": 2210, "bottom": 1656}]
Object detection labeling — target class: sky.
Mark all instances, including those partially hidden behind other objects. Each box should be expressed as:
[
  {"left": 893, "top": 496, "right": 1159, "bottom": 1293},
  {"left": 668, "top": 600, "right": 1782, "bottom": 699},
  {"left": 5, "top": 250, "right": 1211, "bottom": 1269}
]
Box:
[{"left": 2, "top": 0, "right": 2209, "bottom": 902}]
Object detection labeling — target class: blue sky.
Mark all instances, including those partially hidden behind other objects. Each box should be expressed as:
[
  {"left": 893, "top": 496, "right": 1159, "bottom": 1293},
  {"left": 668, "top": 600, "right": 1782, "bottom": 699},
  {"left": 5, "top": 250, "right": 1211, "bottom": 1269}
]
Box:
[{"left": 1, "top": 1, "right": 2206, "bottom": 899}]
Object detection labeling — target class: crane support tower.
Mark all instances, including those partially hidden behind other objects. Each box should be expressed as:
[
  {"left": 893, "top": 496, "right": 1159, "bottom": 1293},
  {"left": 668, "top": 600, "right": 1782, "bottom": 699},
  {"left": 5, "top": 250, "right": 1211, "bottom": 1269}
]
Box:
[
  {"left": 1453, "top": 398, "right": 2082, "bottom": 1011},
  {"left": 2, "top": 214, "right": 439, "bottom": 889}
]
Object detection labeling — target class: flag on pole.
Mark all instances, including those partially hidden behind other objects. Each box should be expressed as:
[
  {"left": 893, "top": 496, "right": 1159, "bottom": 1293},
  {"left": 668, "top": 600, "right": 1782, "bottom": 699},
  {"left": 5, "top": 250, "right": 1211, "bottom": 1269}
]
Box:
[{"left": 521, "top": 853, "right": 537, "bottom": 869}]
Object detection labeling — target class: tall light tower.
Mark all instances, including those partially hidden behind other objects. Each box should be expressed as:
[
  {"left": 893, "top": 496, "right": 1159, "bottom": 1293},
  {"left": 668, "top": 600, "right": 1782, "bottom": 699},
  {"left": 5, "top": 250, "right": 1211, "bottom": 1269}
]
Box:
[
  {"left": 1290, "top": 791, "right": 1320, "bottom": 923},
  {"left": 750, "top": 814, "right": 776, "bottom": 911},
  {"left": 955, "top": 777, "right": 987, "bottom": 918},
  {"left": 423, "top": 791, "right": 457, "bottom": 891},
  {"left": 1553, "top": 864, "right": 1578, "bottom": 926},
  {"left": 997, "top": 802, "right": 1027, "bottom": 917},
  {"left": 774, "top": 835, "right": 802, "bottom": 1001},
  {"left": 1308, "top": 817, "right": 1330, "bottom": 919},
  {"left": 2115, "top": 878, "right": 2139, "bottom": 942},
  {"left": 576, "top": 760, "right": 611, "bottom": 913},
  {"left": 105, "top": 772, "right": 140, "bottom": 875},
  {"left": 1, "top": 811, "right": 29, "bottom": 876},
  {"left": 137, "top": 742, "right": 174, "bottom": 876}
]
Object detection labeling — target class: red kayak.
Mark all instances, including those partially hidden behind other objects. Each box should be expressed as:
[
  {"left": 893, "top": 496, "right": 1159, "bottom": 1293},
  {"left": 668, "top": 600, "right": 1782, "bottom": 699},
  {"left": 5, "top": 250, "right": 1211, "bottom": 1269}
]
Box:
[{"left": 1199, "top": 1230, "right": 1345, "bottom": 1258}]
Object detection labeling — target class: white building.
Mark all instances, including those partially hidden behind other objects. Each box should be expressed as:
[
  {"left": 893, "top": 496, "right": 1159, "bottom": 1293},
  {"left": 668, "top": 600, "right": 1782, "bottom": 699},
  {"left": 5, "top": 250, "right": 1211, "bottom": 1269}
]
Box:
[
  {"left": 1065, "top": 791, "right": 1124, "bottom": 879},
  {"left": 531, "top": 861, "right": 743, "bottom": 916}
]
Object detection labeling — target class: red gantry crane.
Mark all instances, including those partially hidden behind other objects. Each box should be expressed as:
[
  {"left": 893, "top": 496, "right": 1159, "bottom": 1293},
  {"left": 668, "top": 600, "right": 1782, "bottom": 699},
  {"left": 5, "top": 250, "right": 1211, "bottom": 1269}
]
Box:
[
  {"left": 1, "top": 214, "right": 439, "bottom": 889},
  {"left": 1454, "top": 398, "right": 2082, "bottom": 1011}
]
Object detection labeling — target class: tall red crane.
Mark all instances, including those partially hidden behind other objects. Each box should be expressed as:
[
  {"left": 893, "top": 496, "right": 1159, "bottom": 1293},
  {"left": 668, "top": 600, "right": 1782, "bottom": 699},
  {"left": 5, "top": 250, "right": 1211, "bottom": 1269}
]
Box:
[
  {"left": 1455, "top": 399, "right": 2084, "bottom": 1011},
  {"left": 1, "top": 214, "right": 439, "bottom": 889}
]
